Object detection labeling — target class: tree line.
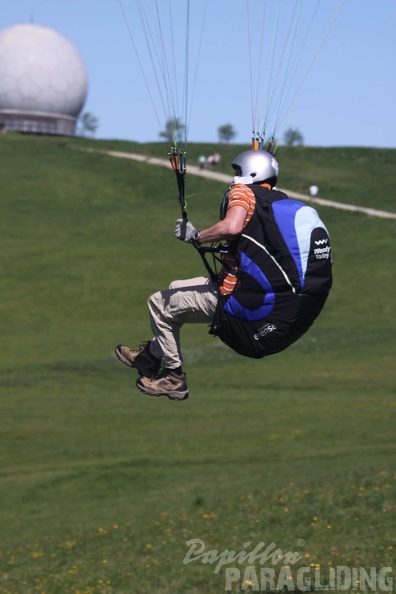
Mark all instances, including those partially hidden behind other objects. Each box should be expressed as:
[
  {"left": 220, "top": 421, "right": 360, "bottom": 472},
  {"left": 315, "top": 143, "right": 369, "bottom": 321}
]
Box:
[{"left": 78, "top": 112, "right": 305, "bottom": 147}]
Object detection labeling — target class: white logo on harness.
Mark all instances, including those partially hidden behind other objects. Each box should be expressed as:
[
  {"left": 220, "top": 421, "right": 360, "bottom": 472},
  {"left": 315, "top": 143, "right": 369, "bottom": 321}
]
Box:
[
  {"left": 254, "top": 323, "right": 277, "bottom": 341},
  {"left": 314, "top": 245, "right": 331, "bottom": 260},
  {"left": 315, "top": 238, "right": 328, "bottom": 246}
]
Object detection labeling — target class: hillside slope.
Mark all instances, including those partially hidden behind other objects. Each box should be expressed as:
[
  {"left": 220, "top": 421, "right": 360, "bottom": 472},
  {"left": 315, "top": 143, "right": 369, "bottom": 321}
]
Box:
[{"left": 0, "top": 135, "right": 395, "bottom": 593}]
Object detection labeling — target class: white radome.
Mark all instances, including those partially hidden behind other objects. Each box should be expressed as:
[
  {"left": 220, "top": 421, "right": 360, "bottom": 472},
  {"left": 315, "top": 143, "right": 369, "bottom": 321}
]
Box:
[{"left": 0, "top": 23, "right": 88, "bottom": 134}]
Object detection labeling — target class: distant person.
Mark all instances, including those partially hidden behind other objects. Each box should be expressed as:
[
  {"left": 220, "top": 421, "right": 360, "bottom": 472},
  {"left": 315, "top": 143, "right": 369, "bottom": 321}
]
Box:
[
  {"left": 309, "top": 185, "right": 319, "bottom": 197},
  {"left": 115, "top": 150, "right": 332, "bottom": 401},
  {"left": 198, "top": 155, "right": 206, "bottom": 169},
  {"left": 206, "top": 152, "right": 221, "bottom": 167}
]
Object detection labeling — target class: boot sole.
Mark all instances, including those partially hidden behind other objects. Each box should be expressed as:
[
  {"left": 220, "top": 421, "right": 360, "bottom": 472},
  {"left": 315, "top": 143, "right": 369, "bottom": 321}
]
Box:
[{"left": 136, "top": 380, "right": 189, "bottom": 401}]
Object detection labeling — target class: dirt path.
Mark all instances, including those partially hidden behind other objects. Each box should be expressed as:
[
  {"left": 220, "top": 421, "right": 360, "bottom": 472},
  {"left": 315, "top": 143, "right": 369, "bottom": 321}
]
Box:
[{"left": 95, "top": 149, "right": 396, "bottom": 221}]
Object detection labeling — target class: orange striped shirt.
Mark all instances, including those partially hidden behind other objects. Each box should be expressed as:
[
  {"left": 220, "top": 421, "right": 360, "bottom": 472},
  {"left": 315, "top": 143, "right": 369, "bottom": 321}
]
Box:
[{"left": 218, "top": 184, "right": 256, "bottom": 296}]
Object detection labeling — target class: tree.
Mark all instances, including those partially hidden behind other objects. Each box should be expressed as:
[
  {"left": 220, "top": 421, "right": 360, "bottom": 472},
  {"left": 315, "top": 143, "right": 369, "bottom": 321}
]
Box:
[
  {"left": 159, "top": 118, "right": 185, "bottom": 143},
  {"left": 78, "top": 112, "right": 99, "bottom": 137},
  {"left": 218, "top": 123, "right": 236, "bottom": 144},
  {"left": 283, "top": 127, "right": 304, "bottom": 146}
]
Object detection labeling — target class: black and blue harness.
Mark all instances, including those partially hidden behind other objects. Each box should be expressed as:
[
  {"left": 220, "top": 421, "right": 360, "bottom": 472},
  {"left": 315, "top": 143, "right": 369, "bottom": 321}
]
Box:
[{"left": 209, "top": 185, "right": 332, "bottom": 359}]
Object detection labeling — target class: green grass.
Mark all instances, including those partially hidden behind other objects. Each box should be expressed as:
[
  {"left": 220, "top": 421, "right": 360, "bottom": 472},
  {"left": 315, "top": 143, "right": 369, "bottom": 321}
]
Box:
[{"left": 0, "top": 134, "right": 395, "bottom": 594}]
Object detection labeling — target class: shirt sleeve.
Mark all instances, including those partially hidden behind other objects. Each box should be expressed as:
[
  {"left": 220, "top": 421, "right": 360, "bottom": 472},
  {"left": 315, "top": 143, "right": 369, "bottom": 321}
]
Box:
[{"left": 228, "top": 184, "right": 251, "bottom": 212}]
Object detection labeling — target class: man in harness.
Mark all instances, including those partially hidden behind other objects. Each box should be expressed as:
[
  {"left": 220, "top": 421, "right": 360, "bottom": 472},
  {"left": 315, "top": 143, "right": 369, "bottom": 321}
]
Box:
[{"left": 115, "top": 150, "right": 332, "bottom": 401}]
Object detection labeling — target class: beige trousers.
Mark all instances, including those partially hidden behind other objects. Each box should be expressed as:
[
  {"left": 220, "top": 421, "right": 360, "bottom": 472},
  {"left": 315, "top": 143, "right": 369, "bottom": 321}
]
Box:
[{"left": 147, "top": 276, "right": 219, "bottom": 369}]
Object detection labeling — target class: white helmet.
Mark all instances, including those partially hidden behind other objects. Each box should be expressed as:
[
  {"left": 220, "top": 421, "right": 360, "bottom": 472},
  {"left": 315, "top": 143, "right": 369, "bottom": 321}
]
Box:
[{"left": 232, "top": 150, "right": 279, "bottom": 185}]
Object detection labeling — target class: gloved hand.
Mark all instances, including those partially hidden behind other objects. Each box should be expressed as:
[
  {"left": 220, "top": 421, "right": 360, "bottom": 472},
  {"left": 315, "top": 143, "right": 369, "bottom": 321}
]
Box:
[{"left": 175, "top": 219, "right": 200, "bottom": 243}]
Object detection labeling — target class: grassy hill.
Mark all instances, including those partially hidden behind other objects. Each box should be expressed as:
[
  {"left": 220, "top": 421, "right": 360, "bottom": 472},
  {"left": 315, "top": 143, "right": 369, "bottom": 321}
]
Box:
[
  {"left": 73, "top": 137, "right": 396, "bottom": 212},
  {"left": 0, "top": 134, "right": 395, "bottom": 594}
]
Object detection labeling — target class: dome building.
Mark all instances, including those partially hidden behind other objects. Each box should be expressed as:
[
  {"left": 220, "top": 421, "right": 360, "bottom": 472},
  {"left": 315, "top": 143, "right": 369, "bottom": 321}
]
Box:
[{"left": 0, "top": 23, "right": 88, "bottom": 135}]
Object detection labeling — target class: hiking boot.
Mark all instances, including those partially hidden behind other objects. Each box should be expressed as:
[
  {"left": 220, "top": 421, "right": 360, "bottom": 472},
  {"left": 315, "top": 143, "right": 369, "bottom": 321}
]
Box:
[
  {"left": 136, "top": 370, "right": 189, "bottom": 401},
  {"left": 115, "top": 342, "right": 161, "bottom": 377}
]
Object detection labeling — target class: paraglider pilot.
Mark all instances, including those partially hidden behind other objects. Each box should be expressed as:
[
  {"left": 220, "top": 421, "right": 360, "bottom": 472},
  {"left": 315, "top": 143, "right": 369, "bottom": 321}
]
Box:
[{"left": 115, "top": 150, "right": 332, "bottom": 401}]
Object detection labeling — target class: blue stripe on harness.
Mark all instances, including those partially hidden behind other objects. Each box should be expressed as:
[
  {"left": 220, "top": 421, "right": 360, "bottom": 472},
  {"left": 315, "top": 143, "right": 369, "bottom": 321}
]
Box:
[
  {"left": 272, "top": 200, "right": 305, "bottom": 287},
  {"left": 224, "top": 252, "right": 275, "bottom": 321}
]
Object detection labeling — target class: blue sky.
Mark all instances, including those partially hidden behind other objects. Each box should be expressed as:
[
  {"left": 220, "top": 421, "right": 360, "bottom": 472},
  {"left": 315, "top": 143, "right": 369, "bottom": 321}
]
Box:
[{"left": 2, "top": 0, "right": 396, "bottom": 148}]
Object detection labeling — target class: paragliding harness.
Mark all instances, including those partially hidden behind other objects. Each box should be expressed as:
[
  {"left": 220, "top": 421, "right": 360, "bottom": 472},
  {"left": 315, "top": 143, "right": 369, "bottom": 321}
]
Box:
[{"left": 207, "top": 184, "right": 333, "bottom": 359}]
